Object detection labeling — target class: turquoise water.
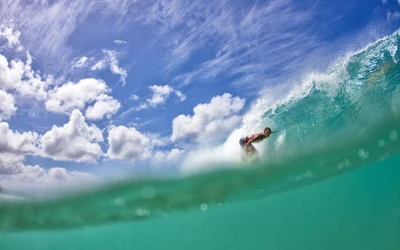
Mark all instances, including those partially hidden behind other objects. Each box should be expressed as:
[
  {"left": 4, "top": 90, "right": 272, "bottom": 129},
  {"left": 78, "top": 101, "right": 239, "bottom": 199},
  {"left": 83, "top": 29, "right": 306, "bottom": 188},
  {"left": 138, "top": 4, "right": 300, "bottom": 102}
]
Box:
[
  {"left": 0, "top": 30, "right": 400, "bottom": 249},
  {"left": 1, "top": 156, "right": 400, "bottom": 250}
]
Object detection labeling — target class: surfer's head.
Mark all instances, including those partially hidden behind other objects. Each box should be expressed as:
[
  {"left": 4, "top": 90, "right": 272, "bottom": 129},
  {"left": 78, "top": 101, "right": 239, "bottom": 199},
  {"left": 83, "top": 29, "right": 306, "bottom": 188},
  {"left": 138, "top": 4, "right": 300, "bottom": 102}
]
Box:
[{"left": 264, "top": 127, "right": 272, "bottom": 137}]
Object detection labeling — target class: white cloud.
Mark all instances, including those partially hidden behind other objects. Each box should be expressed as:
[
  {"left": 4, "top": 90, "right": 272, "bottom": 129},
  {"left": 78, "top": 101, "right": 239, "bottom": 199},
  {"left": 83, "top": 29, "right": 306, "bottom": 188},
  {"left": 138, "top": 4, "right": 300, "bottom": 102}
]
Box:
[
  {"left": 91, "top": 50, "right": 127, "bottom": 85},
  {"left": 71, "top": 56, "right": 89, "bottom": 69},
  {"left": 0, "top": 165, "right": 101, "bottom": 194},
  {"left": 138, "top": 85, "right": 186, "bottom": 110},
  {"left": 150, "top": 135, "right": 169, "bottom": 147},
  {"left": 113, "top": 39, "right": 128, "bottom": 45},
  {"left": 153, "top": 148, "right": 185, "bottom": 163},
  {"left": 0, "top": 53, "right": 51, "bottom": 101},
  {"left": 86, "top": 94, "right": 121, "bottom": 120},
  {"left": 0, "top": 122, "right": 38, "bottom": 156},
  {"left": 2, "top": 0, "right": 327, "bottom": 91},
  {"left": 145, "top": 85, "right": 173, "bottom": 108},
  {"left": 130, "top": 94, "right": 139, "bottom": 101},
  {"left": 0, "top": 0, "right": 347, "bottom": 91},
  {"left": 0, "top": 54, "right": 25, "bottom": 90},
  {"left": 0, "top": 152, "right": 25, "bottom": 175},
  {"left": 38, "top": 110, "right": 103, "bottom": 163},
  {"left": 0, "top": 90, "right": 17, "bottom": 121},
  {"left": 1, "top": 49, "right": 127, "bottom": 121},
  {"left": 45, "top": 78, "right": 119, "bottom": 117},
  {"left": 46, "top": 167, "right": 98, "bottom": 183},
  {"left": 106, "top": 50, "right": 127, "bottom": 83},
  {"left": 0, "top": 1, "right": 133, "bottom": 65},
  {"left": 0, "top": 120, "right": 100, "bottom": 193},
  {"left": 17, "top": 53, "right": 51, "bottom": 101},
  {"left": 0, "top": 122, "right": 38, "bottom": 175},
  {"left": 91, "top": 59, "right": 106, "bottom": 71},
  {"left": 175, "top": 90, "right": 186, "bottom": 101},
  {"left": 106, "top": 126, "right": 152, "bottom": 161},
  {"left": 125, "top": 0, "right": 326, "bottom": 89},
  {"left": 171, "top": 93, "right": 245, "bottom": 143},
  {"left": 0, "top": 24, "right": 22, "bottom": 51}
]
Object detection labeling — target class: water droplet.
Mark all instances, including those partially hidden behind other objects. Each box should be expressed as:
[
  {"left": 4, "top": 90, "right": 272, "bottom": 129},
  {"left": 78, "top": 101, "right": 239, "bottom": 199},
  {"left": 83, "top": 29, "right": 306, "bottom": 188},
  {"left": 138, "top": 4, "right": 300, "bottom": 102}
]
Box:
[
  {"left": 294, "top": 176, "right": 302, "bottom": 182},
  {"left": 378, "top": 140, "right": 385, "bottom": 147},
  {"left": 337, "top": 159, "right": 352, "bottom": 169},
  {"left": 389, "top": 130, "right": 398, "bottom": 141},
  {"left": 358, "top": 149, "right": 369, "bottom": 160},
  {"left": 135, "top": 208, "right": 150, "bottom": 216},
  {"left": 114, "top": 197, "right": 125, "bottom": 206},
  {"left": 200, "top": 203, "right": 208, "bottom": 211},
  {"left": 141, "top": 185, "right": 156, "bottom": 199}
]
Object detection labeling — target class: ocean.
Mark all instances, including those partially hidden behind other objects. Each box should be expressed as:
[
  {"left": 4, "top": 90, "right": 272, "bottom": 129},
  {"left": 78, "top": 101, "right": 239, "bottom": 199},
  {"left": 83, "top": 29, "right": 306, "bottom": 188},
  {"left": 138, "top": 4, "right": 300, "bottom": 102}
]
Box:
[{"left": 0, "top": 29, "right": 399, "bottom": 250}]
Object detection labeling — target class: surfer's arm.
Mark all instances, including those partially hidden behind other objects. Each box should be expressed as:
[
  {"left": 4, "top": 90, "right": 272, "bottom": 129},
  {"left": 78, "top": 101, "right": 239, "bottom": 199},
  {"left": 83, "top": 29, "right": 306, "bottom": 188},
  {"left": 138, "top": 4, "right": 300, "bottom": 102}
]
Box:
[{"left": 245, "top": 133, "right": 264, "bottom": 146}]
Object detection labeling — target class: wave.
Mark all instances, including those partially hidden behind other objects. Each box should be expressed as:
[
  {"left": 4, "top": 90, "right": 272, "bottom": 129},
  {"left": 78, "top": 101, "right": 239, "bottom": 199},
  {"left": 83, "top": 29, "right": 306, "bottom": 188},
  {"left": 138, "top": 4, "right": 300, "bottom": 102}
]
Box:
[{"left": 1, "top": 30, "right": 400, "bottom": 232}]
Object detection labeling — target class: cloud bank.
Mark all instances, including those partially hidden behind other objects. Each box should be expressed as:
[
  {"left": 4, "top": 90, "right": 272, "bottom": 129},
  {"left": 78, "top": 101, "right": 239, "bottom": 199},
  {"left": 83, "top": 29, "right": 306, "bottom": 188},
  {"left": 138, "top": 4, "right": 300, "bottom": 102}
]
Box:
[
  {"left": 171, "top": 93, "right": 245, "bottom": 143},
  {"left": 38, "top": 110, "right": 103, "bottom": 163}
]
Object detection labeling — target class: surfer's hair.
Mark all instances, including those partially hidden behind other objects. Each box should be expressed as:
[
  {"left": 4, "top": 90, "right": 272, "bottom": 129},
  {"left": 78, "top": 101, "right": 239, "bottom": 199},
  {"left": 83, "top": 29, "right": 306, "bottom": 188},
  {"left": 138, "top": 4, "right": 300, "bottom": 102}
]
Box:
[{"left": 264, "top": 127, "right": 271, "bottom": 133}]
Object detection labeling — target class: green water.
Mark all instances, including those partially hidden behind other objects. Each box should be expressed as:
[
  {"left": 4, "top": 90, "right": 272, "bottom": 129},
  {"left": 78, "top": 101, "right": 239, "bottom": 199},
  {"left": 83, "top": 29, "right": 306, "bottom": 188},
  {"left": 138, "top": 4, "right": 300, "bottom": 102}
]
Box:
[
  {"left": 1, "top": 26, "right": 400, "bottom": 250},
  {"left": 1, "top": 156, "right": 399, "bottom": 250}
]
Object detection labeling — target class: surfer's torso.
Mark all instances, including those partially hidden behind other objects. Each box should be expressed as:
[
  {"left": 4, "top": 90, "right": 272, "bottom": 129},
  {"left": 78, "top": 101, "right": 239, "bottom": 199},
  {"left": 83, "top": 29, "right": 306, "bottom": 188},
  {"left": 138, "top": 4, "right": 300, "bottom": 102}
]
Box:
[{"left": 241, "top": 133, "right": 266, "bottom": 145}]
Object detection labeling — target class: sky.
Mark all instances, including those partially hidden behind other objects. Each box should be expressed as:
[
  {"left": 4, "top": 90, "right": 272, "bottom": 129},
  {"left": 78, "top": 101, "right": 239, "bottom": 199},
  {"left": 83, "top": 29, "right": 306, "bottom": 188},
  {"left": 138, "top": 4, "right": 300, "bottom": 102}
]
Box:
[{"left": 0, "top": 0, "right": 400, "bottom": 193}]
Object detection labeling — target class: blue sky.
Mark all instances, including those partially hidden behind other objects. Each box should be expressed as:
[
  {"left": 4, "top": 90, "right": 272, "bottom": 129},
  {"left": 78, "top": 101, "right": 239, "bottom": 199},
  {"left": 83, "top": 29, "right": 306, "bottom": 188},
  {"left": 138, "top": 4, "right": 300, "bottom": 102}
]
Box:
[{"left": 0, "top": 0, "right": 399, "bottom": 192}]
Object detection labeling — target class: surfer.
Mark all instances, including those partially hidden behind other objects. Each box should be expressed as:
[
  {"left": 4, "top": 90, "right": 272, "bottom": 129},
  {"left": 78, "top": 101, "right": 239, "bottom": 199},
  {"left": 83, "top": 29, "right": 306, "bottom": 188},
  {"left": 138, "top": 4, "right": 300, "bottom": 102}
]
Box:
[{"left": 239, "top": 127, "right": 273, "bottom": 156}]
